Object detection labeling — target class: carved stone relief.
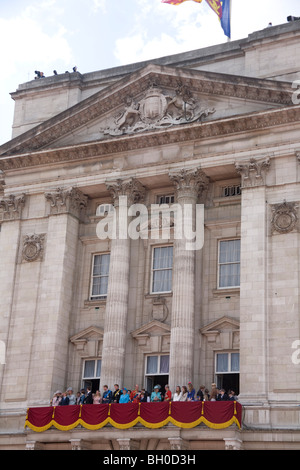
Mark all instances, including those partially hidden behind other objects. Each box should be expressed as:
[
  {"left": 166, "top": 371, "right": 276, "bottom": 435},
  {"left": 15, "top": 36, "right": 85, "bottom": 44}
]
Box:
[
  {"left": 44, "top": 187, "right": 88, "bottom": 219},
  {"left": 22, "top": 233, "right": 46, "bottom": 262},
  {"left": 106, "top": 178, "right": 146, "bottom": 206},
  {"left": 0, "top": 193, "right": 26, "bottom": 221},
  {"left": 270, "top": 200, "right": 298, "bottom": 234},
  {"left": 101, "top": 82, "right": 215, "bottom": 138},
  {"left": 151, "top": 297, "right": 169, "bottom": 322},
  {"left": 235, "top": 157, "right": 270, "bottom": 188}
]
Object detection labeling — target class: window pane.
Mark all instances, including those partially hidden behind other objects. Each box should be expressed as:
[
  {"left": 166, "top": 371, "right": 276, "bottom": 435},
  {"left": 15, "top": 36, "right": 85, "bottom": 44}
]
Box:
[
  {"left": 93, "top": 254, "right": 110, "bottom": 276},
  {"left": 219, "top": 240, "right": 240, "bottom": 263},
  {"left": 96, "top": 360, "right": 102, "bottom": 377},
  {"left": 152, "top": 269, "right": 172, "bottom": 293},
  {"left": 216, "top": 353, "right": 228, "bottom": 372},
  {"left": 219, "top": 263, "right": 240, "bottom": 288},
  {"left": 84, "top": 360, "right": 95, "bottom": 378},
  {"left": 92, "top": 276, "right": 109, "bottom": 296},
  {"left": 153, "top": 246, "right": 173, "bottom": 269},
  {"left": 231, "top": 353, "right": 240, "bottom": 372},
  {"left": 160, "top": 355, "right": 169, "bottom": 374},
  {"left": 146, "top": 356, "right": 158, "bottom": 374}
]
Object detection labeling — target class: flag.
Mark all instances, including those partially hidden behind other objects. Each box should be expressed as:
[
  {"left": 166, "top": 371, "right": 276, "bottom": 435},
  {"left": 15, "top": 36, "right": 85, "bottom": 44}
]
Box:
[
  {"left": 220, "top": 0, "right": 231, "bottom": 38},
  {"left": 161, "top": 0, "right": 231, "bottom": 39},
  {"left": 161, "top": 0, "right": 203, "bottom": 5},
  {"left": 205, "top": 0, "right": 222, "bottom": 20}
]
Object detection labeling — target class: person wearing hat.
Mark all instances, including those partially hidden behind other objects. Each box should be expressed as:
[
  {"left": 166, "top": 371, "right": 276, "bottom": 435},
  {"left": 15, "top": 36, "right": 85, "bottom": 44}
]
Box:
[
  {"left": 67, "top": 387, "right": 76, "bottom": 405},
  {"left": 151, "top": 385, "right": 161, "bottom": 402},
  {"left": 51, "top": 390, "right": 62, "bottom": 406},
  {"left": 119, "top": 388, "right": 130, "bottom": 403}
]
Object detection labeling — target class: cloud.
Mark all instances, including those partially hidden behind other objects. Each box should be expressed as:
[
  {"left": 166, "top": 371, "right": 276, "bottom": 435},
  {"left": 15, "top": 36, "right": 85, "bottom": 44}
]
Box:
[
  {"left": 114, "top": 1, "right": 225, "bottom": 65},
  {"left": 0, "top": 6, "right": 73, "bottom": 82},
  {"left": 92, "top": 0, "right": 107, "bottom": 14}
]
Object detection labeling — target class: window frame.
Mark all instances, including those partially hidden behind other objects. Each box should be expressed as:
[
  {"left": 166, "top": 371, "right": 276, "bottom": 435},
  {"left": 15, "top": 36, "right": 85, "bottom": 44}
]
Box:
[
  {"left": 89, "top": 252, "right": 110, "bottom": 301},
  {"left": 215, "top": 351, "right": 240, "bottom": 374},
  {"left": 82, "top": 358, "right": 102, "bottom": 381},
  {"left": 156, "top": 194, "right": 175, "bottom": 205},
  {"left": 145, "top": 354, "right": 170, "bottom": 376},
  {"left": 217, "top": 238, "right": 241, "bottom": 290},
  {"left": 150, "top": 244, "right": 173, "bottom": 295}
]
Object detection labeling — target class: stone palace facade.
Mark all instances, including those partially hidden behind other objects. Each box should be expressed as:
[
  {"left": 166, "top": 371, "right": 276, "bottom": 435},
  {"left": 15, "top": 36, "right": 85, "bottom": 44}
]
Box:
[{"left": 0, "top": 20, "right": 300, "bottom": 450}]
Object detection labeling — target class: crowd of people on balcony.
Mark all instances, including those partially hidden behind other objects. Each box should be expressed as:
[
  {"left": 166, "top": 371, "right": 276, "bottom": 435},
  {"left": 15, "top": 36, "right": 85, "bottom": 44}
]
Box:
[{"left": 50, "top": 382, "right": 238, "bottom": 406}]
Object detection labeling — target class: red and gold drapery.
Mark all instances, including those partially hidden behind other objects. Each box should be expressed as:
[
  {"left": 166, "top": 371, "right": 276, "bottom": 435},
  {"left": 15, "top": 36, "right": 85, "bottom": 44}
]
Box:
[{"left": 25, "top": 401, "right": 241, "bottom": 432}]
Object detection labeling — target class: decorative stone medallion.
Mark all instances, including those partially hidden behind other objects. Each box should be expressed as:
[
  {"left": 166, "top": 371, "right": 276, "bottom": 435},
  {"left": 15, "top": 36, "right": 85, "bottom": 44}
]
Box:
[
  {"left": 22, "top": 233, "right": 45, "bottom": 262},
  {"left": 271, "top": 201, "right": 298, "bottom": 234}
]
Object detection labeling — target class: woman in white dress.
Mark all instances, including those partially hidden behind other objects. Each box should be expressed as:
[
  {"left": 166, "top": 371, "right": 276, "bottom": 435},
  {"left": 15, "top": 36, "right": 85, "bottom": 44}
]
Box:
[{"left": 173, "top": 386, "right": 182, "bottom": 401}]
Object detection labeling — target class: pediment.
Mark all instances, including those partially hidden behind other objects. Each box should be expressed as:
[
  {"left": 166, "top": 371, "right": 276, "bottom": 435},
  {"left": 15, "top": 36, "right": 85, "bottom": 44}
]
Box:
[
  {"left": 131, "top": 320, "right": 171, "bottom": 354},
  {"left": 200, "top": 316, "right": 240, "bottom": 350},
  {"left": 0, "top": 64, "right": 293, "bottom": 161},
  {"left": 131, "top": 320, "right": 171, "bottom": 338},
  {"left": 70, "top": 326, "right": 104, "bottom": 357},
  {"left": 200, "top": 316, "right": 239, "bottom": 335}
]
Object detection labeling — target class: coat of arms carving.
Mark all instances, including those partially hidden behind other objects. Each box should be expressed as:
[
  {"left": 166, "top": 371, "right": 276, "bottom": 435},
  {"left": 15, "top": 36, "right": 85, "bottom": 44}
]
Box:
[{"left": 101, "top": 83, "right": 215, "bottom": 137}]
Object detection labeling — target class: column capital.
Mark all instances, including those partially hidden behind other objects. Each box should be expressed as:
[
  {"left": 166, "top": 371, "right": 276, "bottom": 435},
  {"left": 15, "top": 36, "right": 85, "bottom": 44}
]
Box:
[
  {"left": 169, "top": 167, "right": 209, "bottom": 200},
  {"left": 106, "top": 177, "right": 146, "bottom": 206},
  {"left": 44, "top": 186, "right": 88, "bottom": 219},
  {"left": 0, "top": 193, "right": 26, "bottom": 221},
  {"left": 235, "top": 157, "right": 270, "bottom": 188}
]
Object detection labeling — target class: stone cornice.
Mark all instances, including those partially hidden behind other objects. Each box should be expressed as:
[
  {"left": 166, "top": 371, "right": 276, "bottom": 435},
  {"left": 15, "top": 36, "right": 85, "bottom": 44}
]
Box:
[
  {"left": 0, "top": 104, "right": 299, "bottom": 172},
  {"left": 0, "top": 64, "right": 294, "bottom": 158}
]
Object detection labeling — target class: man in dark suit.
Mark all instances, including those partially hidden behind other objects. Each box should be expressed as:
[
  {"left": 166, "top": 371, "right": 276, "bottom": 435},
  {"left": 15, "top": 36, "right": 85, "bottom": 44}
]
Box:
[
  {"left": 112, "top": 384, "right": 121, "bottom": 403},
  {"left": 84, "top": 386, "right": 93, "bottom": 404},
  {"left": 219, "top": 388, "right": 229, "bottom": 400}
]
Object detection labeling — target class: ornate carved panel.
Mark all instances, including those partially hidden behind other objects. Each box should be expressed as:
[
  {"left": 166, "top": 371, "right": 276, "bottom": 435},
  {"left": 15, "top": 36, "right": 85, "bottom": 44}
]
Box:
[
  {"left": 22, "top": 233, "right": 46, "bottom": 262},
  {"left": 101, "top": 82, "right": 215, "bottom": 138},
  {"left": 270, "top": 200, "right": 299, "bottom": 234}
]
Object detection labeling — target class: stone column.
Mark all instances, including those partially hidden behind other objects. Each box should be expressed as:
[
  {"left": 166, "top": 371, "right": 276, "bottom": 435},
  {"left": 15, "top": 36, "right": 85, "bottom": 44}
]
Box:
[
  {"left": 168, "top": 168, "right": 208, "bottom": 392},
  {"left": 100, "top": 178, "right": 146, "bottom": 390},
  {"left": 235, "top": 157, "right": 270, "bottom": 404},
  {"left": 27, "top": 187, "right": 88, "bottom": 404},
  {"left": 0, "top": 193, "right": 26, "bottom": 402}
]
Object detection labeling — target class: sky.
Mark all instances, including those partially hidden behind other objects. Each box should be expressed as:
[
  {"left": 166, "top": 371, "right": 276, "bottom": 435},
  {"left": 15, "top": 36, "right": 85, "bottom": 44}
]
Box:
[{"left": 0, "top": 0, "right": 299, "bottom": 145}]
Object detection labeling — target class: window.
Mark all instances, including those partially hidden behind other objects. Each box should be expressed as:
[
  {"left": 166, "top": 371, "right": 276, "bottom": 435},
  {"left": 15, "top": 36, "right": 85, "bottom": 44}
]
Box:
[
  {"left": 151, "top": 245, "right": 173, "bottom": 293},
  {"left": 156, "top": 194, "right": 175, "bottom": 205},
  {"left": 83, "top": 359, "right": 102, "bottom": 379},
  {"left": 221, "top": 184, "right": 241, "bottom": 198},
  {"left": 215, "top": 352, "right": 240, "bottom": 395},
  {"left": 215, "top": 352, "right": 240, "bottom": 373},
  {"left": 218, "top": 239, "right": 240, "bottom": 288},
  {"left": 82, "top": 359, "right": 102, "bottom": 393},
  {"left": 96, "top": 203, "right": 114, "bottom": 216},
  {"left": 90, "top": 253, "right": 110, "bottom": 300},
  {"left": 145, "top": 355, "right": 170, "bottom": 375}
]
